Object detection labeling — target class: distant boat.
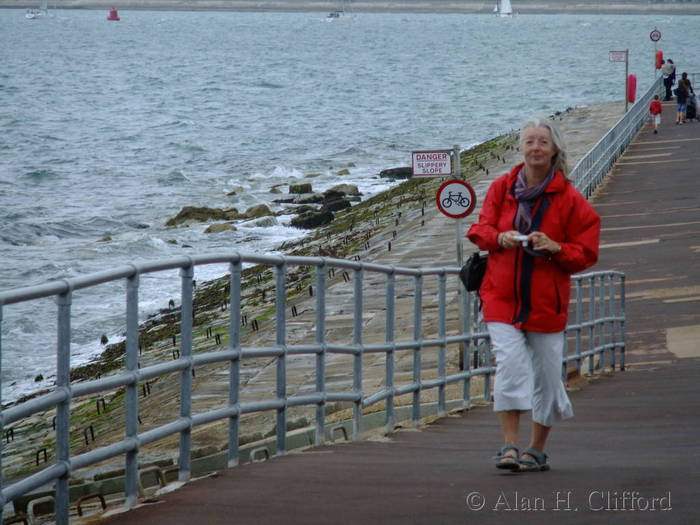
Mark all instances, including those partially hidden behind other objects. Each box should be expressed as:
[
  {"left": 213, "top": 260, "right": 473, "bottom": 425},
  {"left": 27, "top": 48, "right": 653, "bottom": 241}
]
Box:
[
  {"left": 107, "top": 7, "right": 120, "bottom": 21},
  {"left": 494, "top": 0, "right": 514, "bottom": 17},
  {"left": 25, "top": 0, "right": 48, "bottom": 19},
  {"left": 326, "top": 0, "right": 352, "bottom": 21}
]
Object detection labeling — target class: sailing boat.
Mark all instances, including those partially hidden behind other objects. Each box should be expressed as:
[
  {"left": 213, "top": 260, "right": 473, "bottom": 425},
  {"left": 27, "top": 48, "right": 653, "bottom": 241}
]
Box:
[
  {"left": 494, "top": 0, "right": 514, "bottom": 17},
  {"left": 25, "top": 0, "right": 48, "bottom": 19}
]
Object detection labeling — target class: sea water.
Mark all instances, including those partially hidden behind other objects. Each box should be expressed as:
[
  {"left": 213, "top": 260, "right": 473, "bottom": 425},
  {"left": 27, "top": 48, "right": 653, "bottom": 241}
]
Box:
[{"left": 1, "top": 9, "right": 698, "bottom": 401}]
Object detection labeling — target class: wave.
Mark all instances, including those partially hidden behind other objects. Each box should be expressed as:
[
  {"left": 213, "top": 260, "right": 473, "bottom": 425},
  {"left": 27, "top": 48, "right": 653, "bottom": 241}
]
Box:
[
  {"left": 256, "top": 81, "right": 285, "bottom": 89},
  {"left": 22, "top": 168, "right": 60, "bottom": 181}
]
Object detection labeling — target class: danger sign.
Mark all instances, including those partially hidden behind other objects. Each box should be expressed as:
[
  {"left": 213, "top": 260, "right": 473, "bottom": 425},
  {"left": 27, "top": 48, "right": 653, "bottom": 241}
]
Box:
[
  {"left": 436, "top": 179, "right": 476, "bottom": 219},
  {"left": 412, "top": 150, "right": 452, "bottom": 177}
]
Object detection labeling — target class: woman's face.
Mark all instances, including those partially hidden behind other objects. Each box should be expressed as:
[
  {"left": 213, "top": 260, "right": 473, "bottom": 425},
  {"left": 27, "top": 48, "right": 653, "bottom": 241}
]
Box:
[{"left": 522, "top": 126, "right": 557, "bottom": 172}]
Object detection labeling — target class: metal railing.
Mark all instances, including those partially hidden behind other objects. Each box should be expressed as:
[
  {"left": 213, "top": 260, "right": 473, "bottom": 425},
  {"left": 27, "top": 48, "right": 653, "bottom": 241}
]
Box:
[
  {"left": 0, "top": 254, "right": 624, "bottom": 524},
  {"left": 571, "top": 76, "right": 664, "bottom": 198}
]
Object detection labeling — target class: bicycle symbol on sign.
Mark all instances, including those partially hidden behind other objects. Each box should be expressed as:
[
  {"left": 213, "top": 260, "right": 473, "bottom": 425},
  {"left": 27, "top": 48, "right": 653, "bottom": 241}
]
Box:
[{"left": 441, "top": 191, "right": 471, "bottom": 209}]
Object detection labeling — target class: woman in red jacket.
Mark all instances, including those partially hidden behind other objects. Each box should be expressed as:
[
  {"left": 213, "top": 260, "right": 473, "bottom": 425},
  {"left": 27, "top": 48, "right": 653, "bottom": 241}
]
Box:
[{"left": 467, "top": 117, "right": 600, "bottom": 472}]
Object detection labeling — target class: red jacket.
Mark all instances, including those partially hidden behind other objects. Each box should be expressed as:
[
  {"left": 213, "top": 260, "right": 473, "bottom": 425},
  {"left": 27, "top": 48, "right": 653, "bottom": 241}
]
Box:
[
  {"left": 649, "top": 100, "right": 663, "bottom": 115},
  {"left": 466, "top": 164, "right": 600, "bottom": 332}
]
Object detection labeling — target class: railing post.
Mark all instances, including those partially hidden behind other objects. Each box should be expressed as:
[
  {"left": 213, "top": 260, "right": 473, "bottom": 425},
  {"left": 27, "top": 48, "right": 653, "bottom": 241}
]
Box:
[
  {"left": 462, "top": 287, "right": 471, "bottom": 408},
  {"left": 588, "top": 276, "right": 595, "bottom": 375},
  {"left": 606, "top": 274, "right": 616, "bottom": 370},
  {"left": 55, "top": 290, "right": 72, "bottom": 525},
  {"left": 178, "top": 265, "right": 194, "bottom": 481},
  {"left": 352, "top": 267, "right": 363, "bottom": 438},
  {"left": 596, "top": 275, "right": 605, "bottom": 370},
  {"left": 228, "top": 260, "right": 242, "bottom": 467},
  {"left": 0, "top": 303, "right": 5, "bottom": 510},
  {"left": 275, "top": 262, "right": 288, "bottom": 455},
  {"left": 619, "top": 274, "right": 626, "bottom": 371},
  {"left": 575, "top": 278, "right": 583, "bottom": 375},
  {"left": 315, "top": 263, "right": 327, "bottom": 446},
  {"left": 437, "top": 272, "right": 447, "bottom": 417},
  {"left": 385, "top": 271, "right": 396, "bottom": 434},
  {"left": 125, "top": 272, "right": 140, "bottom": 507},
  {"left": 412, "top": 274, "right": 422, "bottom": 426}
]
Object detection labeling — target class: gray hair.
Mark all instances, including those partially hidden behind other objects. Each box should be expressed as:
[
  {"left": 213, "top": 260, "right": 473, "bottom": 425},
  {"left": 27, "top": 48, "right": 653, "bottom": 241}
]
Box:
[{"left": 519, "top": 116, "right": 569, "bottom": 176}]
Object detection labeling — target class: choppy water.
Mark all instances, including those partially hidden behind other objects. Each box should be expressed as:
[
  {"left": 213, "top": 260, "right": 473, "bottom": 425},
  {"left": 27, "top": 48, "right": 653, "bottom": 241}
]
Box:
[{"left": 1, "top": 9, "right": 698, "bottom": 401}]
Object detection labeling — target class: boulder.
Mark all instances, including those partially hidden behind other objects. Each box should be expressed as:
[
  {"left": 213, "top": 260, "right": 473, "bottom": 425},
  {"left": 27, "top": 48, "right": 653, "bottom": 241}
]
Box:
[
  {"left": 293, "top": 193, "right": 324, "bottom": 204},
  {"left": 289, "top": 183, "right": 313, "bottom": 194},
  {"left": 204, "top": 223, "right": 237, "bottom": 234},
  {"left": 241, "top": 216, "right": 279, "bottom": 228},
  {"left": 379, "top": 167, "right": 412, "bottom": 179},
  {"left": 166, "top": 206, "right": 238, "bottom": 227},
  {"left": 324, "top": 199, "right": 351, "bottom": 212},
  {"left": 290, "top": 209, "right": 334, "bottom": 229},
  {"left": 244, "top": 204, "right": 272, "bottom": 219},
  {"left": 326, "top": 184, "right": 360, "bottom": 197},
  {"left": 335, "top": 168, "right": 350, "bottom": 176}
]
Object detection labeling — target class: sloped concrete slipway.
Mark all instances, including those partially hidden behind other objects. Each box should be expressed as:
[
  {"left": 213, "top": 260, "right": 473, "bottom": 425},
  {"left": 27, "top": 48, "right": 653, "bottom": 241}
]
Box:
[{"left": 89, "top": 102, "right": 700, "bottom": 523}]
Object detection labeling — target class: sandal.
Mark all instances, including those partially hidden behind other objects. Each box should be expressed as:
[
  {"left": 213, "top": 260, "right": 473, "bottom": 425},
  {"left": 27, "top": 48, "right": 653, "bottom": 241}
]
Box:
[
  {"left": 493, "top": 444, "right": 519, "bottom": 470},
  {"left": 518, "top": 447, "right": 550, "bottom": 472}
]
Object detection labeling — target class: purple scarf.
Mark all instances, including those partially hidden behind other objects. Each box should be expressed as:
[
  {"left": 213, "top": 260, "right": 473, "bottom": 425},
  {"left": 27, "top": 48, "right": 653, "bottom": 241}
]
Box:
[{"left": 514, "top": 168, "right": 554, "bottom": 234}]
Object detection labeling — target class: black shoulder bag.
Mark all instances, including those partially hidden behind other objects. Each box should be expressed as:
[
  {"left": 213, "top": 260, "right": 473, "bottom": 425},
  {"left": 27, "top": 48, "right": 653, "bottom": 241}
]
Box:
[{"left": 459, "top": 252, "right": 488, "bottom": 292}]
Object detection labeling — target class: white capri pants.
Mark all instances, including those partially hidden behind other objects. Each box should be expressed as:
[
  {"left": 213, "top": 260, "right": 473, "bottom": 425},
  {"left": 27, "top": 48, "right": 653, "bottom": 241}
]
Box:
[{"left": 487, "top": 322, "right": 573, "bottom": 427}]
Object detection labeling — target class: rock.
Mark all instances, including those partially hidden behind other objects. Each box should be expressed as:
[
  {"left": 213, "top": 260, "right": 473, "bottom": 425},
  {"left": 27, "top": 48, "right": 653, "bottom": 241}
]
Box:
[
  {"left": 335, "top": 168, "right": 350, "bottom": 176},
  {"left": 34, "top": 374, "right": 43, "bottom": 382},
  {"left": 379, "top": 167, "right": 412, "bottom": 179},
  {"left": 290, "top": 209, "right": 334, "bottom": 229},
  {"left": 288, "top": 204, "right": 315, "bottom": 215},
  {"left": 304, "top": 173, "right": 322, "bottom": 178},
  {"left": 326, "top": 184, "right": 360, "bottom": 197},
  {"left": 97, "top": 235, "right": 112, "bottom": 243},
  {"left": 347, "top": 162, "right": 356, "bottom": 167},
  {"left": 289, "top": 183, "right": 313, "bottom": 194},
  {"left": 204, "top": 223, "right": 237, "bottom": 234},
  {"left": 226, "top": 190, "right": 237, "bottom": 196},
  {"left": 269, "top": 187, "right": 281, "bottom": 194},
  {"left": 241, "top": 216, "right": 279, "bottom": 228},
  {"left": 244, "top": 204, "right": 272, "bottom": 219},
  {"left": 323, "top": 189, "right": 345, "bottom": 202},
  {"left": 166, "top": 239, "right": 178, "bottom": 245},
  {"left": 100, "top": 334, "right": 109, "bottom": 345},
  {"left": 166, "top": 206, "right": 238, "bottom": 227},
  {"left": 272, "top": 197, "right": 296, "bottom": 204},
  {"left": 293, "top": 193, "right": 324, "bottom": 204},
  {"left": 324, "top": 199, "right": 351, "bottom": 212}
]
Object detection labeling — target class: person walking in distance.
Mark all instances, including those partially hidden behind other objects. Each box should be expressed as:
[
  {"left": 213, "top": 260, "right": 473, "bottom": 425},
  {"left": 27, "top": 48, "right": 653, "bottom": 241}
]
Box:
[
  {"left": 661, "top": 59, "right": 676, "bottom": 101},
  {"left": 467, "top": 117, "right": 600, "bottom": 472},
  {"left": 649, "top": 94, "right": 663, "bottom": 134},
  {"left": 676, "top": 75, "right": 691, "bottom": 124}
]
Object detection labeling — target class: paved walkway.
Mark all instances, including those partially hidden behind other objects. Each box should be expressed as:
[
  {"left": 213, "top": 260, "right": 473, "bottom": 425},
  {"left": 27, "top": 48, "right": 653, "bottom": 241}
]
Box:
[{"left": 99, "top": 104, "right": 700, "bottom": 524}]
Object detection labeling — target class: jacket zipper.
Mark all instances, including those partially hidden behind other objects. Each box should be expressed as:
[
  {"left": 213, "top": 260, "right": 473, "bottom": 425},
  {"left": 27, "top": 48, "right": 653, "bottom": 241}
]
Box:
[{"left": 512, "top": 245, "right": 523, "bottom": 324}]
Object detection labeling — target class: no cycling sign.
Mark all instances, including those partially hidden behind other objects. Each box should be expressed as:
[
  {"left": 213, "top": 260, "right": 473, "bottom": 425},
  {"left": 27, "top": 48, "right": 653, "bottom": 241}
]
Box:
[{"left": 436, "top": 179, "right": 476, "bottom": 219}]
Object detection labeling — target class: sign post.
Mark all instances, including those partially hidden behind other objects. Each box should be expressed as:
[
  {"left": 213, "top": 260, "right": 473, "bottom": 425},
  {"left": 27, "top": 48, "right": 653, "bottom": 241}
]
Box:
[
  {"left": 610, "top": 49, "right": 629, "bottom": 111},
  {"left": 452, "top": 144, "right": 463, "bottom": 267},
  {"left": 650, "top": 28, "right": 661, "bottom": 77}
]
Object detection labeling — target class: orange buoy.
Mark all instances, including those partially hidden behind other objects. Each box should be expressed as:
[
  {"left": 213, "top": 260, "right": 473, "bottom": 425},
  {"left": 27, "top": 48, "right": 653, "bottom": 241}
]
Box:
[
  {"left": 655, "top": 50, "right": 663, "bottom": 70},
  {"left": 627, "top": 74, "right": 637, "bottom": 103}
]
